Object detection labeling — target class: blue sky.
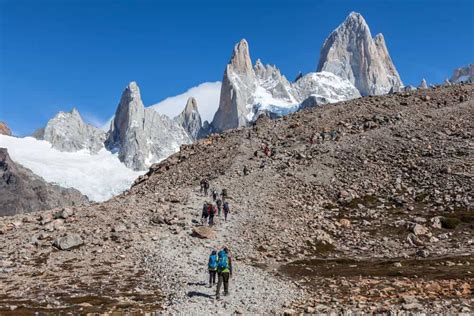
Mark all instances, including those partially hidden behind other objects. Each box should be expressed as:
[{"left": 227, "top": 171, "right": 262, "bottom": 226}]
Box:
[{"left": 1, "top": 0, "right": 473, "bottom": 136}]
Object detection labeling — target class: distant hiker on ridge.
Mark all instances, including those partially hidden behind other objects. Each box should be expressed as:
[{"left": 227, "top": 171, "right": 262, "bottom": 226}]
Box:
[
  {"left": 216, "top": 197, "right": 223, "bottom": 217},
  {"left": 223, "top": 201, "right": 230, "bottom": 221},
  {"left": 208, "top": 203, "right": 216, "bottom": 226},
  {"left": 201, "top": 202, "right": 209, "bottom": 225}
]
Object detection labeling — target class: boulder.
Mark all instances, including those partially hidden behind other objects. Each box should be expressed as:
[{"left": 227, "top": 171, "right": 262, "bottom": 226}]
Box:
[
  {"left": 192, "top": 226, "right": 216, "bottom": 239},
  {"left": 53, "top": 234, "right": 84, "bottom": 250}
]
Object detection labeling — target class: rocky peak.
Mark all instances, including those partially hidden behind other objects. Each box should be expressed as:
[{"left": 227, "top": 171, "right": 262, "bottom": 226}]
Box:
[
  {"left": 106, "top": 82, "right": 191, "bottom": 170},
  {"left": 419, "top": 79, "right": 428, "bottom": 89},
  {"left": 0, "top": 122, "right": 12, "bottom": 136},
  {"left": 175, "top": 97, "right": 202, "bottom": 140},
  {"left": 229, "top": 39, "right": 254, "bottom": 76},
  {"left": 317, "top": 12, "right": 403, "bottom": 96},
  {"left": 42, "top": 107, "right": 105, "bottom": 153}
]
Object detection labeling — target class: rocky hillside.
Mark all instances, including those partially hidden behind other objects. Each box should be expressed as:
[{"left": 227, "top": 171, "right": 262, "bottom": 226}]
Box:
[
  {"left": 0, "top": 84, "right": 472, "bottom": 314},
  {"left": 0, "top": 148, "right": 88, "bottom": 217}
]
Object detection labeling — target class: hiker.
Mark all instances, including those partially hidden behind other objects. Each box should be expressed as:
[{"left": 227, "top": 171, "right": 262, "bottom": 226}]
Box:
[
  {"left": 221, "top": 188, "right": 228, "bottom": 202},
  {"left": 200, "top": 179, "right": 206, "bottom": 194},
  {"left": 202, "top": 179, "right": 210, "bottom": 196},
  {"left": 201, "top": 203, "right": 209, "bottom": 225},
  {"left": 223, "top": 201, "right": 230, "bottom": 221},
  {"left": 208, "top": 250, "right": 218, "bottom": 287},
  {"left": 243, "top": 165, "right": 249, "bottom": 176},
  {"left": 216, "top": 247, "right": 233, "bottom": 299},
  {"left": 212, "top": 190, "right": 218, "bottom": 201},
  {"left": 208, "top": 203, "right": 216, "bottom": 226},
  {"left": 216, "top": 198, "right": 222, "bottom": 216}
]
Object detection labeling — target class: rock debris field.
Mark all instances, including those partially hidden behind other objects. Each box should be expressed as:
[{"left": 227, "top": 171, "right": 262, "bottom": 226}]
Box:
[{"left": 1, "top": 84, "right": 473, "bottom": 314}]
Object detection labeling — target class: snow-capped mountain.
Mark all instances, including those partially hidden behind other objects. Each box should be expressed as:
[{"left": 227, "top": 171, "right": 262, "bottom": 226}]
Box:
[
  {"left": 317, "top": 12, "right": 403, "bottom": 96},
  {"left": 210, "top": 39, "right": 360, "bottom": 132},
  {"left": 451, "top": 63, "right": 474, "bottom": 83},
  {"left": 105, "top": 82, "right": 192, "bottom": 171},
  {"left": 34, "top": 108, "right": 106, "bottom": 153}
]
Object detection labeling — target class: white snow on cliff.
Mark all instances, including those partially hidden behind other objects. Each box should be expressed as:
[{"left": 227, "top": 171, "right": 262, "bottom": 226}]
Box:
[
  {"left": 151, "top": 81, "right": 221, "bottom": 122},
  {"left": 0, "top": 135, "right": 144, "bottom": 202}
]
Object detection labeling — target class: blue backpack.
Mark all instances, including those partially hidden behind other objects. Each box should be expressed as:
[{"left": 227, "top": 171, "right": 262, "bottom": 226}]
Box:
[
  {"left": 208, "top": 254, "right": 218, "bottom": 270},
  {"left": 217, "top": 250, "right": 229, "bottom": 270}
]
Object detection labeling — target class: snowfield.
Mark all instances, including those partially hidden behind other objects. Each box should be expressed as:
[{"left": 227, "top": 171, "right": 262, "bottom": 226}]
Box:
[{"left": 0, "top": 135, "right": 145, "bottom": 202}]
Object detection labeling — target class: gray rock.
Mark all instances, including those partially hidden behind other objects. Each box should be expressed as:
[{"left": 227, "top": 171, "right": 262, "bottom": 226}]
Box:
[
  {"left": 211, "top": 39, "right": 360, "bottom": 132},
  {"left": 317, "top": 12, "right": 403, "bottom": 96},
  {"left": 174, "top": 97, "right": 202, "bottom": 140},
  {"left": 0, "top": 148, "right": 88, "bottom": 217},
  {"left": 105, "top": 82, "right": 191, "bottom": 170},
  {"left": 41, "top": 108, "right": 106, "bottom": 153},
  {"left": 0, "top": 122, "right": 11, "bottom": 136},
  {"left": 53, "top": 234, "right": 84, "bottom": 250}
]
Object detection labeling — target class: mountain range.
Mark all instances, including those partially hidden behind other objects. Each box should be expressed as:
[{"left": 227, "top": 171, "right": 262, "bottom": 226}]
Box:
[{"left": 0, "top": 11, "right": 471, "bottom": 205}]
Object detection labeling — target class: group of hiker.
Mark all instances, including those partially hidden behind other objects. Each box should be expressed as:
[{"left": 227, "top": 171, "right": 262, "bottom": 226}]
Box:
[
  {"left": 208, "top": 247, "right": 233, "bottom": 299},
  {"left": 200, "top": 179, "right": 230, "bottom": 225}
]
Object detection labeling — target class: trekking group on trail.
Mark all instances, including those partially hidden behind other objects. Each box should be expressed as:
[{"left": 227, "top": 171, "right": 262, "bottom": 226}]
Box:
[
  {"left": 208, "top": 247, "right": 233, "bottom": 299},
  {"left": 200, "top": 179, "right": 230, "bottom": 225}
]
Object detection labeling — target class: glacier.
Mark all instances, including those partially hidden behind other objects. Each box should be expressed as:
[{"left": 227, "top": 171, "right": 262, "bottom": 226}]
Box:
[{"left": 0, "top": 135, "right": 145, "bottom": 202}]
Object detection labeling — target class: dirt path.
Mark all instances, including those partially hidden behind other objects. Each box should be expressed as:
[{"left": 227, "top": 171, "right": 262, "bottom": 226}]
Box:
[{"left": 143, "top": 186, "right": 299, "bottom": 314}]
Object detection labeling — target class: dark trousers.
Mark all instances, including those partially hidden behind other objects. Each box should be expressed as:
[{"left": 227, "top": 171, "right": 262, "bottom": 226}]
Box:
[
  {"left": 224, "top": 211, "right": 228, "bottom": 221},
  {"left": 209, "top": 215, "right": 214, "bottom": 226},
  {"left": 209, "top": 270, "right": 217, "bottom": 285},
  {"left": 216, "top": 272, "right": 230, "bottom": 297}
]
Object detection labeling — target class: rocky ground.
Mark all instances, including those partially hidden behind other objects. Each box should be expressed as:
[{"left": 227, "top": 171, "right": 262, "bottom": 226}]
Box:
[{"left": 0, "top": 84, "right": 473, "bottom": 314}]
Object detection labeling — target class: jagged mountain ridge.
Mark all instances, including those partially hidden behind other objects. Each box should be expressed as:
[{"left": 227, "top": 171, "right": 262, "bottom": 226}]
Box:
[
  {"left": 35, "top": 108, "right": 106, "bottom": 153},
  {"left": 317, "top": 12, "right": 403, "bottom": 96},
  {"left": 0, "top": 147, "right": 88, "bottom": 216},
  {"left": 105, "top": 82, "right": 192, "bottom": 171},
  {"left": 210, "top": 39, "right": 361, "bottom": 132}
]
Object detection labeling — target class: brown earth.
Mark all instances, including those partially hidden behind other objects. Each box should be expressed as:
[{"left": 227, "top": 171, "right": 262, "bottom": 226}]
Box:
[{"left": 0, "top": 83, "right": 473, "bottom": 314}]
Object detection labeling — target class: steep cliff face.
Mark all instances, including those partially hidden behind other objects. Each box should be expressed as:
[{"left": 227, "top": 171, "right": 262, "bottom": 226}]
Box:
[
  {"left": 41, "top": 108, "right": 106, "bottom": 153},
  {"left": 210, "top": 39, "right": 360, "bottom": 132},
  {"left": 211, "top": 39, "right": 257, "bottom": 132},
  {"left": 174, "top": 97, "right": 202, "bottom": 140},
  {"left": 0, "top": 148, "right": 88, "bottom": 216},
  {"left": 317, "top": 12, "right": 403, "bottom": 96},
  {"left": 106, "top": 82, "right": 191, "bottom": 170}
]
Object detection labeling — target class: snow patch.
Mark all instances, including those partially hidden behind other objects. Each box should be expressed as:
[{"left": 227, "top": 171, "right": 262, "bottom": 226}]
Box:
[
  {"left": 0, "top": 135, "right": 144, "bottom": 202},
  {"left": 151, "top": 82, "right": 221, "bottom": 122}
]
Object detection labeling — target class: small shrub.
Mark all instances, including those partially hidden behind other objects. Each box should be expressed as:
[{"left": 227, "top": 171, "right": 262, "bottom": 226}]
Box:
[{"left": 441, "top": 217, "right": 461, "bottom": 229}]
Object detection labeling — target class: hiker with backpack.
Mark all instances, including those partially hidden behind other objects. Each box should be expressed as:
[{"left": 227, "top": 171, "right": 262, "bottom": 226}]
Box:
[
  {"left": 216, "top": 247, "right": 233, "bottom": 299},
  {"left": 212, "top": 190, "right": 218, "bottom": 201},
  {"left": 208, "top": 203, "right": 216, "bottom": 226},
  {"left": 203, "top": 179, "right": 210, "bottom": 196},
  {"left": 201, "top": 202, "right": 209, "bottom": 225},
  {"left": 223, "top": 201, "right": 230, "bottom": 221},
  {"left": 216, "top": 198, "right": 222, "bottom": 217},
  {"left": 221, "top": 188, "right": 228, "bottom": 202},
  {"left": 208, "top": 250, "right": 218, "bottom": 287}
]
